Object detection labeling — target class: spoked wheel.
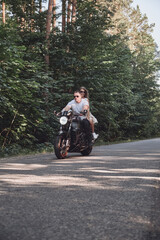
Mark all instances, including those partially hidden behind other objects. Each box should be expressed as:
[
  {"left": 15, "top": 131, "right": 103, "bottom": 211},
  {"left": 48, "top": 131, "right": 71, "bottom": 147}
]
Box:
[
  {"left": 80, "top": 146, "right": 92, "bottom": 156},
  {"left": 54, "top": 136, "right": 68, "bottom": 159}
]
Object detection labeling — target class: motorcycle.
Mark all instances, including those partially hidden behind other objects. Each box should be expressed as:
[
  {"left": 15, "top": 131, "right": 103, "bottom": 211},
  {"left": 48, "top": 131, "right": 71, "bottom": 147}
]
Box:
[{"left": 54, "top": 110, "right": 93, "bottom": 159}]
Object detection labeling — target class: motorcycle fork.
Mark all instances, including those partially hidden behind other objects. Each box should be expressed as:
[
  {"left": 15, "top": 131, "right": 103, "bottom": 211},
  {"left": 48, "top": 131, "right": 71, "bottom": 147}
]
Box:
[{"left": 64, "top": 123, "right": 72, "bottom": 148}]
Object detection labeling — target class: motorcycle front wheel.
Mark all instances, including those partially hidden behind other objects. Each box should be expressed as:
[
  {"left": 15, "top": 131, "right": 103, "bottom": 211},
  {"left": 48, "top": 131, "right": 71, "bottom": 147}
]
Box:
[
  {"left": 54, "top": 136, "right": 68, "bottom": 159},
  {"left": 80, "top": 146, "right": 92, "bottom": 156}
]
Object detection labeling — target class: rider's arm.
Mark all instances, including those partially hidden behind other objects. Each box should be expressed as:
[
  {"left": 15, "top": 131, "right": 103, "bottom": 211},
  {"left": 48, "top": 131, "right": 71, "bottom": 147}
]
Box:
[
  {"left": 83, "top": 104, "right": 89, "bottom": 111},
  {"left": 61, "top": 99, "right": 74, "bottom": 112},
  {"left": 82, "top": 98, "right": 89, "bottom": 111},
  {"left": 80, "top": 99, "right": 89, "bottom": 116},
  {"left": 62, "top": 105, "right": 71, "bottom": 112}
]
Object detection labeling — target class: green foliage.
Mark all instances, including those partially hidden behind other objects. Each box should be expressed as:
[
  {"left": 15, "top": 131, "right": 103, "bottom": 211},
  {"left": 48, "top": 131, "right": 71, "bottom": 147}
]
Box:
[
  {"left": 0, "top": 0, "right": 160, "bottom": 156},
  {"left": 0, "top": 22, "right": 47, "bottom": 149}
]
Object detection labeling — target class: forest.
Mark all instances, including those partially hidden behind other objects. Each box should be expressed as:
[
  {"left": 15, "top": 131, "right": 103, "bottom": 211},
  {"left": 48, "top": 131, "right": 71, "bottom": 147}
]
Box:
[{"left": 0, "top": 0, "right": 160, "bottom": 156}]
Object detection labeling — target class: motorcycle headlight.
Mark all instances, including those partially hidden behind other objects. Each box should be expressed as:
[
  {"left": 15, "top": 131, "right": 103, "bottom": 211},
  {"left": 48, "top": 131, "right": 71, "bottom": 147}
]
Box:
[{"left": 60, "top": 116, "right": 68, "bottom": 125}]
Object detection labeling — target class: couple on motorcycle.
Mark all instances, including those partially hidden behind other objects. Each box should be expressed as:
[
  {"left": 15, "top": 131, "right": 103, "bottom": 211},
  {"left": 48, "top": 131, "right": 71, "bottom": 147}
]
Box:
[{"left": 62, "top": 87, "right": 98, "bottom": 145}]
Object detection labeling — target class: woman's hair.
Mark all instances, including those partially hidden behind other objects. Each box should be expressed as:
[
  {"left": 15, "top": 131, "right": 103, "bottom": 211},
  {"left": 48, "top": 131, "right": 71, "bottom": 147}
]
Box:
[{"left": 80, "top": 86, "right": 89, "bottom": 99}]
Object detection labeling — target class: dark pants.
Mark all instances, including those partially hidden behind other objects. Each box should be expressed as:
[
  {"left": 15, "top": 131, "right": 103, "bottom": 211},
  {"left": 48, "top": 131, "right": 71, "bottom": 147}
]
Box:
[{"left": 81, "top": 118, "right": 92, "bottom": 143}]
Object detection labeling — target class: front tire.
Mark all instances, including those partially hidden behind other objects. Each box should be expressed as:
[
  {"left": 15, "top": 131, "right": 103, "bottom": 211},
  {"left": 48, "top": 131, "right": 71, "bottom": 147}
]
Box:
[
  {"left": 54, "top": 136, "right": 68, "bottom": 159},
  {"left": 80, "top": 146, "right": 92, "bottom": 156}
]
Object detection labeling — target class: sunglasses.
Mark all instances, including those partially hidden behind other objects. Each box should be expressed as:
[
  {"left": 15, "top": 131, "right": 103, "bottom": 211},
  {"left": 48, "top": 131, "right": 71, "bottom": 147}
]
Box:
[
  {"left": 80, "top": 90, "right": 85, "bottom": 93},
  {"left": 74, "top": 95, "right": 80, "bottom": 98}
]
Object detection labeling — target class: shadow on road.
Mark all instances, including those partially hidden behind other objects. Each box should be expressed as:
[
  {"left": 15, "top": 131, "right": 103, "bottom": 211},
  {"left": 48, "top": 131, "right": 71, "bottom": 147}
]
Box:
[{"left": 0, "top": 139, "right": 160, "bottom": 240}]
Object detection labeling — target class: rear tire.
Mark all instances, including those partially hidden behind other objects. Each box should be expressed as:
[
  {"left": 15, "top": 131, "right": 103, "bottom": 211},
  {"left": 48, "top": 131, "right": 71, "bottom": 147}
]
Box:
[
  {"left": 80, "top": 146, "right": 92, "bottom": 156},
  {"left": 54, "top": 136, "right": 68, "bottom": 159}
]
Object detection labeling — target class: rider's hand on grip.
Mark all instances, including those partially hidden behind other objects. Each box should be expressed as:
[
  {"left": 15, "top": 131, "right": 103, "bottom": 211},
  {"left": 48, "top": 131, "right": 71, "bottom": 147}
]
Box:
[
  {"left": 80, "top": 110, "right": 88, "bottom": 116},
  {"left": 63, "top": 111, "right": 68, "bottom": 116},
  {"left": 54, "top": 110, "right": 61, "bottom": 116}
]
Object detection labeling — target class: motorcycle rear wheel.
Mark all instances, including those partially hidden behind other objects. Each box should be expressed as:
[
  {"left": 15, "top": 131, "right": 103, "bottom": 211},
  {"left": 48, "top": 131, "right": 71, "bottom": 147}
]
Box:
[
  {"left": 80, "top": 146, "right": 92, "bottom": 156},
  {"left": 54, "top": 136, "right": 68, "bottom": 159}
]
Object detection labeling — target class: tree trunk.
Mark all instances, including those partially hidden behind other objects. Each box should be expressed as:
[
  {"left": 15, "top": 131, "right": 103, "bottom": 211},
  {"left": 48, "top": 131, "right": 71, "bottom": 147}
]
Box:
[
  {"left": 62, "top": 0, "right": 66, "bottom": 33},
  {"left": 53, "top": 0, "right": 56, "bottom": 29},
  {"left": 45, "top": 0, "right": 54, "bottom": 65},
  {"left": 71, "top": 0, "right": 76, "bottom": 23},
  {"left": 2, "top": 1, "right": 5, "bottom": 24},
  {"left": 20, "top": 3, "right": 26, "bottom": 31},
  {"left": 67, "top": 0, "right": 71, "bottom": 28},
  {"left": 46, "top": 0, "right": 54, "bottom": 40},
  {"left": 31, "top": 0, "right": 35, "bottom": 32},
  {"left": 39, "top": 0, "right": 42, "bottom": 13}
]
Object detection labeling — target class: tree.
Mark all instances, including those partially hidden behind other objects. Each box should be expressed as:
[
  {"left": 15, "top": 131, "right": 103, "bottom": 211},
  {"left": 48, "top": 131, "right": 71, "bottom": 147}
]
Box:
[
  {"left": 2, "top": 1, "right": 5, "bottom": 24},
  {"left": 45, "top": 0, "right": 55, "bottom": 64},
  {"left": 67, "top": 0, "right": 71, "bottom": 30},
  {"left": 62, "top": 0, "right": 66, "bottom": 32},
  {"left": 0, "top": 23, "right": 46, "bottom": 149},
  {"left": 72, "top": 0, "right": 76, "bottom": 23}
]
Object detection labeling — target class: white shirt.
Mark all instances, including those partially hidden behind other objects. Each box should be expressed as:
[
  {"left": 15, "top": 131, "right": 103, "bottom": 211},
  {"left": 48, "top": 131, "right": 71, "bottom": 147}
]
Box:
[{"left": 66, "top": 98, "right": 89, "bottom": 115}]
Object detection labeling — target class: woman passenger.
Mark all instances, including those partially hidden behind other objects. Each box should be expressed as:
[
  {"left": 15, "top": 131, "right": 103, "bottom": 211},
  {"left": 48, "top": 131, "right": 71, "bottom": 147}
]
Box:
[{"left": 79, "top": 86, "right": 98, "bottom": 140}]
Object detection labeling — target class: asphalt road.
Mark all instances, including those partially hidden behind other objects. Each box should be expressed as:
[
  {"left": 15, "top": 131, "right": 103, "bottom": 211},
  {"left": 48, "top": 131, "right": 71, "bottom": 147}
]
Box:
[{"left": 0, "top": 138, "right": 160, "bottom": 240}]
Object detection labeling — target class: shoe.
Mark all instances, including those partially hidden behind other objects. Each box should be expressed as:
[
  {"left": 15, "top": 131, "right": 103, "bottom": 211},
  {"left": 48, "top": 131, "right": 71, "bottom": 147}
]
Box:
[{"left": 92, "top": 132, "right": 99, "bottom": 140}]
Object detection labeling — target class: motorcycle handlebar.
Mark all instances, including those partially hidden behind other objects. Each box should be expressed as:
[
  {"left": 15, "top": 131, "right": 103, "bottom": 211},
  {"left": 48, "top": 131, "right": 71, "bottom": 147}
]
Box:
[{"left": 54, "top": 110, "right": 86, "bottom": 118}]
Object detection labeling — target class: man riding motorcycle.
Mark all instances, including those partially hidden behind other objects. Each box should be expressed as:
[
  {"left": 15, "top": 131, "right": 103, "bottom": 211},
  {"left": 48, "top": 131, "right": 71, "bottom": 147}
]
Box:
[{"left": 62, "top": 90, "right": 93, "bottom": 146}]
